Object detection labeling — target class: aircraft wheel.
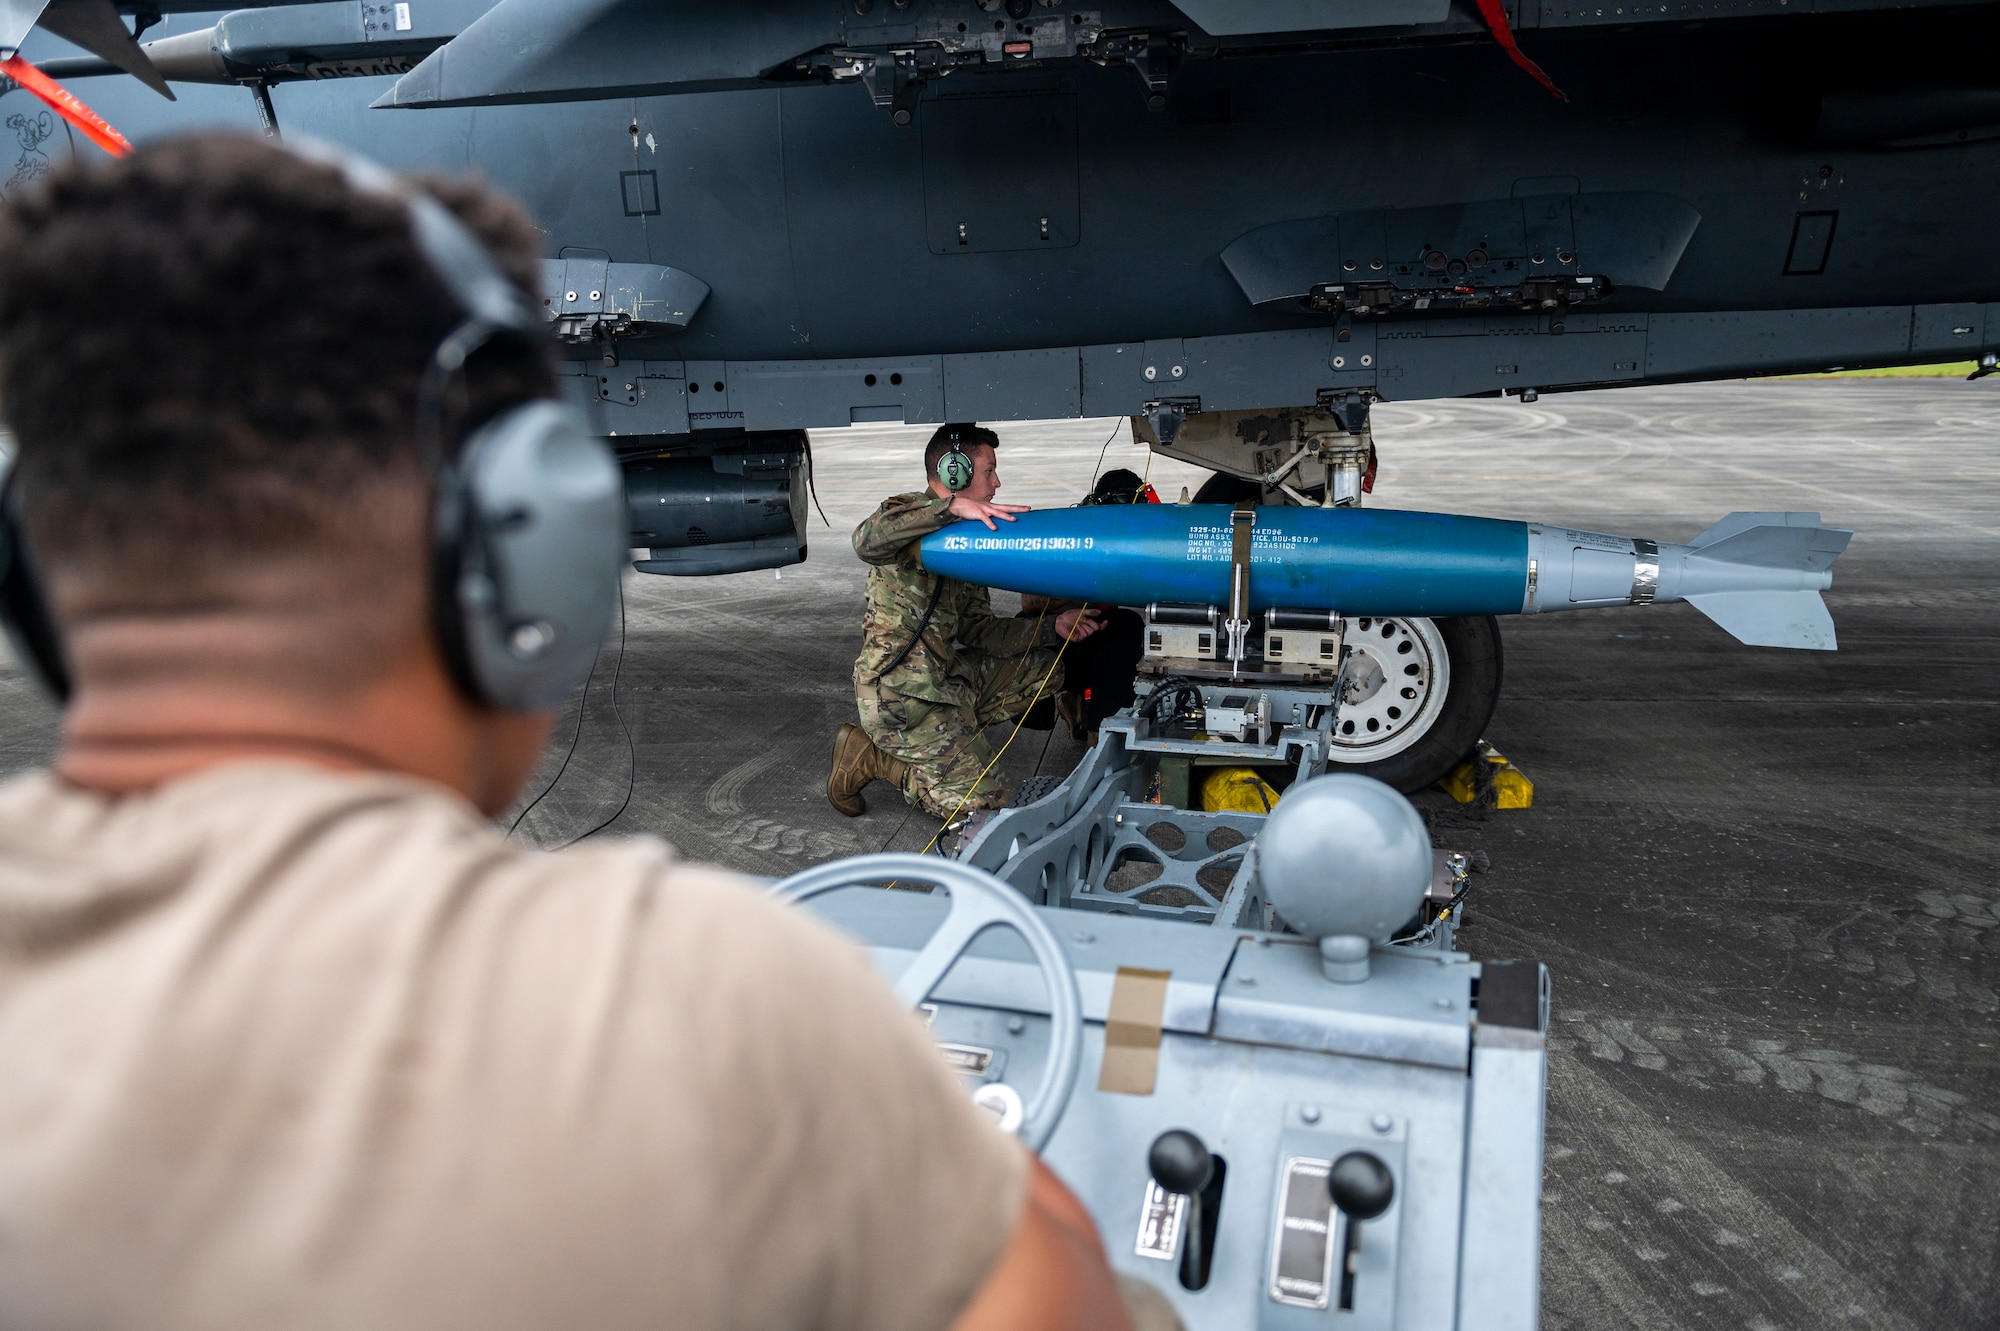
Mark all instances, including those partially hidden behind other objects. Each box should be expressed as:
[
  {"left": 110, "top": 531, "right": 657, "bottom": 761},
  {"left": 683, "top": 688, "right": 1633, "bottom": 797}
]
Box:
[
  {"left": 1324, "top": 615, "right": 1503, "bottom": 795},
  {"left": 1184, "top": 471, "right": 1504, "bottom": 794}
]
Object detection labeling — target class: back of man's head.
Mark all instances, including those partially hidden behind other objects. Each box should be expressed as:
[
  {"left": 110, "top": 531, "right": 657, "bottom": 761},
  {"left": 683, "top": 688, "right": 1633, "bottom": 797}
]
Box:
[{"left": 0, "top": 133, "right": 550, "bottom": 689}]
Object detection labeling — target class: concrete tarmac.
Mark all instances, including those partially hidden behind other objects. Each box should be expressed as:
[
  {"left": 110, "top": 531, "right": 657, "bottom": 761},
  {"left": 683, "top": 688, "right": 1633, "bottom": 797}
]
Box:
[{"left": 1, "top": 379, "right": 1993, "bottom": 1327}]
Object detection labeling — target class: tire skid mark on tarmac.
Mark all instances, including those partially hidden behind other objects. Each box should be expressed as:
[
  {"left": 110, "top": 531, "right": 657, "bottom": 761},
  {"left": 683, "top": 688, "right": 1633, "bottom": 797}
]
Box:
[
  {"left": 1489, "top": 787, "right": 1996, "bottom": 886},
  {"left": 1554, "top": 1007, "right": 1999, "bottom": 1139},
  {"left": 1826, "top": 586, "right": 2000, "bottom": 610},
  {"left": 702, "top": 749, "right": 865, "bottom": 863},
  {"left": 1542, "top": 1050, "right": 1921, "bottom": 1331},
  {"left": 1742, "top": 905, "right": 2000, "bottom": 1015},
  {"left": 1539, "top": 1207, "right": 1677, "bottom": 1331},
  {"left": 1466, "top": 919, "right": 1996, "bottom": 1138}
]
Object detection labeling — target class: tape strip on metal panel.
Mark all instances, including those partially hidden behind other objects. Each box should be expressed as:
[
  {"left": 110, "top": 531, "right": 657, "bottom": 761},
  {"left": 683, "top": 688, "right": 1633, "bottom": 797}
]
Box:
[
  {"left": 1099, "top": 965, "right": 1172, "bottom": 1096},
  {"left": 1629, "top": 538, "right": 1660, "bottom": 604}
]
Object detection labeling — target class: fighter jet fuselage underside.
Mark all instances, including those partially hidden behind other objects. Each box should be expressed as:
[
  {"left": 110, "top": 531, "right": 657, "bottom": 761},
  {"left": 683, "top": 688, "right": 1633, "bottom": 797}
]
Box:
[
  {"left": 26, "top": 0, "right": 2000, "bottom": 461},
  {"left": 17, "top": 0, "right": 1959, "bottom": 796}
]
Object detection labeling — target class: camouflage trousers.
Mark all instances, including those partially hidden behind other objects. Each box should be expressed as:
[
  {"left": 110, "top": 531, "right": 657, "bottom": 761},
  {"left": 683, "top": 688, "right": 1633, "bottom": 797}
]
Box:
[{"left": 855, "top": 647, "right": 1066, "bottom": 821}]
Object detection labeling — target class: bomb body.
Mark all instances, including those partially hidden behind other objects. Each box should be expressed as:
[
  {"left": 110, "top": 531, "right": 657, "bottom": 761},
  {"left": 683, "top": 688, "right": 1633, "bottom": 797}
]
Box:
[{"left": 918, "top": 505, "right": 1851, "bottom": 650}]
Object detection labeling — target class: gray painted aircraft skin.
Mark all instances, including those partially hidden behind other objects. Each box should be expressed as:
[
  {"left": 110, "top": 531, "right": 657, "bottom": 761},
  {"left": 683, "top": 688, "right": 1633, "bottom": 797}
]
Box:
[
  {"left": 2, "top": 0, "right": 1986, "bottom": 793},
  {"left": 13, "top": 0, "right": 2000, "bottom": 442}
]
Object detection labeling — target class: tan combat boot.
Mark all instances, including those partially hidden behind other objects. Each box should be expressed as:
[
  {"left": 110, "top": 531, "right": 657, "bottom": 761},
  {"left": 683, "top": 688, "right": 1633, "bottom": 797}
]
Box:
[{"left": 827, "top": 724, "right": 910, "bottom": 816}]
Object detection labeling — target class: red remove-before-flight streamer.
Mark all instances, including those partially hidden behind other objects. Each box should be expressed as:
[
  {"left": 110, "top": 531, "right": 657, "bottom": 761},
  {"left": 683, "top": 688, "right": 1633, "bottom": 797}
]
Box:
[{"left": 0, "top": 54, "right": 131, "bottom": 157}]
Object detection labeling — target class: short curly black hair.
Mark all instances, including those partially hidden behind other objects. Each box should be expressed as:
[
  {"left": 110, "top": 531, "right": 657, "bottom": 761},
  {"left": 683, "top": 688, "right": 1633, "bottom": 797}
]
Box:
[{"left": 0, "top": 132, "right": 552, "bottom": 573}]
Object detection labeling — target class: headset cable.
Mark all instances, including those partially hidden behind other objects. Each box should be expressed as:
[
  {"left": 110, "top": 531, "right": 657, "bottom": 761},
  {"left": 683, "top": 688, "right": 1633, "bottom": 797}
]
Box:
[
  {"left": 559, "top": 575, "right": 635, "bottom": 847},
  {"left": 506, "top": 641, "right": 601, "bottom": 839}
]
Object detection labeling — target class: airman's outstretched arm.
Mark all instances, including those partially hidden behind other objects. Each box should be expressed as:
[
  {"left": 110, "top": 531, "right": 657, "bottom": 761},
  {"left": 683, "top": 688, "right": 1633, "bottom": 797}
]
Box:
[
  {"left": 852, "top": 491, "right": 1034, "bottom": 567},
  {"left": 946, "top": 492, "right": 1032, "bottom": 531}
]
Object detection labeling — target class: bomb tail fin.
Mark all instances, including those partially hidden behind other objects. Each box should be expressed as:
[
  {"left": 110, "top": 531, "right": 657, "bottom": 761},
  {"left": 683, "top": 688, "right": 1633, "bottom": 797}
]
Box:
[
  {"left": 1679, "top": 514, "right": 1852, "bottom": 650},
  {"left": 1684, "top": 590, "right": 1839, "bottom": 650}
]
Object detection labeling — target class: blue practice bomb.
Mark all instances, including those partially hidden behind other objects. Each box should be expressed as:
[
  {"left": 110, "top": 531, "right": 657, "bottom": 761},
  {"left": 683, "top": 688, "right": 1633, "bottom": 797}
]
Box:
[{"left": 919, "top": 504, "right": 1852, "bottom": 650}]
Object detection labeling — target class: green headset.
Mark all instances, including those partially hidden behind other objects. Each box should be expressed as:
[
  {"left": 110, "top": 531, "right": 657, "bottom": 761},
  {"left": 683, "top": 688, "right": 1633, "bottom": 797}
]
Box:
[
  {"left": 935, "top": 443, "right": 974, "bottom": 492},
  {"left": 933, "top": 425, "right": 990, "bottom": 492}
]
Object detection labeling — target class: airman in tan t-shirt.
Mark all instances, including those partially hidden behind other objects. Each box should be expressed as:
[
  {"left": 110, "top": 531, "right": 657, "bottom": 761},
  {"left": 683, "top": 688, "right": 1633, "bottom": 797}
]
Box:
[
  {"left": 0, "top": 762, "right": 1025, "bottom": 1330},
  {"left": 0, "top": 132, "right": 1141, "bottom": 1331}
]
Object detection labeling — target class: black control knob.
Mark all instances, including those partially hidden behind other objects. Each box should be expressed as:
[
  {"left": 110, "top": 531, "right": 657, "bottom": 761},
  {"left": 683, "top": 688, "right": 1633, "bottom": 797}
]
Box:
[
  {"left": 1148, "top": 1129, "right": 1213, "bottom": 1196},
  {"left": 1328, "top": 1151, "right": 1395, "bottom": 1221},
  {"left": 1148, "top": 1130, "right": 1216, "bottom": 1292}
]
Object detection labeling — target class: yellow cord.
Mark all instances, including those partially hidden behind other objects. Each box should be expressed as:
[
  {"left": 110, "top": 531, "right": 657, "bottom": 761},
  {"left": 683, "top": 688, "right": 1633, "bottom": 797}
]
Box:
[
  {"left": 912, "top": 434, "right": 1144, "bottom": 852},
  {"left": 916, "top": 605, "right": 1083, "bottom": 857}
]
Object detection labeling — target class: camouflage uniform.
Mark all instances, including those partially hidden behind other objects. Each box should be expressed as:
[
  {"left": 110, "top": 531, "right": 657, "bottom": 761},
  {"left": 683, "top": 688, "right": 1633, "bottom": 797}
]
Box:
[{"left": 853, "top": 491, "right": 1066, "bottom": 819}]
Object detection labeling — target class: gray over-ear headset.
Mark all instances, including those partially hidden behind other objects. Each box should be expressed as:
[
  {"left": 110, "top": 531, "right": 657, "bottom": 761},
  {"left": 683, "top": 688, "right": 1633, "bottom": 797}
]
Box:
[{"left": 0, "top": 139, "right": 628, "bottom": 712}]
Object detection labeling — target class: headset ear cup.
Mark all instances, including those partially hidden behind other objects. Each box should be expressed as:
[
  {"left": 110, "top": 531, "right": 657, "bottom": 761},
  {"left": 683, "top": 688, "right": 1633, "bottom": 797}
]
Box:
[
  {"left": 440, "top": 401, "right": 625, "bottom": 712},
  {"left": 937, "top": 444, "right": 974, "bottom": 492},
  {"left": 428, "top": 462, "right": 487, "bottom": 705}
]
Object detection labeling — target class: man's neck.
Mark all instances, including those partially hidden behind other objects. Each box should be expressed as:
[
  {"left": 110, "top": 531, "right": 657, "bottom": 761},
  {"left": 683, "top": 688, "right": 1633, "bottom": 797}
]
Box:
[
  {"left": 51, "top": 620, "right": 549, "bottom": 815},
  {"left": 60, "top": 676, "right": 477, "bottom": 798}
]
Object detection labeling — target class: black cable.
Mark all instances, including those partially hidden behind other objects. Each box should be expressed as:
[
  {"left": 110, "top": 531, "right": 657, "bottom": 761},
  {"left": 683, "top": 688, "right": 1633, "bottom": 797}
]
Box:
[
  {"left": 1389, "top": 879, "right": 1472, "bottom": 947},
  {"left": 911, "top": 603, "right": 1068, "bottom": 858},
  {"left": 506, "top": 638, "right": 602, "bottom": 838},
  {"left": 876, "top": 801, "right": 919, "bottom": 854},
  {"left": 802, "top": 430, "right": 831, "bottom": 529},
  {"left": 868, "top": 559, "right": 1058, "bottom": 865},
  {"left": 1084, "top": 418, "right": 1123, "bottom": 496},
  {"left": 1136, "top": 674, "right": 1205, "bottom": 728},
  {"left": 871, "top": 580, "right": 943, "bottom": 685},
  {"left": 1029, "top": 723, "right": 1058, "bottom": 782},
  {"left": 558, "top": 577, "right": 635, "bottom": 847}
]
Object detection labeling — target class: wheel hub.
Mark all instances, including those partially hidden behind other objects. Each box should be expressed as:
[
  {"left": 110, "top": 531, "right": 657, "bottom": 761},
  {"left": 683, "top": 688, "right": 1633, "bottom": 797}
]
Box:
[{"left": 1329, "top": 616, "right": 1452, "bottom": 762}]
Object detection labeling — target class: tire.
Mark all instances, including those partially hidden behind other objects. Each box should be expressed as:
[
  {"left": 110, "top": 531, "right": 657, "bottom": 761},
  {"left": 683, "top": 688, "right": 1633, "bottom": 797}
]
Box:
[
  {"left": 1192, "top": 471, "right": 1262, "bottom": 505},
  {"left": 1008, "top": 774, "right": 1065, "bottom": 808},
  {"left": 1191, "top": 469, "right": 1502, "bottom": 793},
  {"left": 1326, "top": 615, "right": 1503, "bottom": 794}
]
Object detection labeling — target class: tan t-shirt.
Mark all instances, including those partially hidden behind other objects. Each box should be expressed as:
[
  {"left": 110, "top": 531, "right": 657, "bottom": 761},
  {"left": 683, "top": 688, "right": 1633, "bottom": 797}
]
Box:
[{"left": 0, "top": 762, "right": 1026, "bottom": 1330}]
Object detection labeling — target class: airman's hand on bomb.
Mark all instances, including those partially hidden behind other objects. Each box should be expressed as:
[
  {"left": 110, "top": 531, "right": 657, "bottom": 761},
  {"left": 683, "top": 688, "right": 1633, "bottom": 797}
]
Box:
[{"left": 949, "top": 495, "right": 1032, "bottom": 530}]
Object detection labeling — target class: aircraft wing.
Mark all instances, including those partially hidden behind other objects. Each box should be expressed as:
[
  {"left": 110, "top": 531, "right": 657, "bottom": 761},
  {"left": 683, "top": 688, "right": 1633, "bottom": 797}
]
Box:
[
  {"left": 375, "top": 0, "right": 848, "bottom": 109},
  {"left": 27, "top": 0, "right": 498, "bottom": 93},
  {"left": 371, "top": 0, "right": 1485, "bottom": 110},
  {"left": 2, "top": 0, "right": 178, "bottom": 96}
]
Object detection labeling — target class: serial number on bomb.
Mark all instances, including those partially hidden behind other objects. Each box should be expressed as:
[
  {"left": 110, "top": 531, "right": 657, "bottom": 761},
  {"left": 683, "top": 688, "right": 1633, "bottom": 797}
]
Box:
[{"left": 936, "top": 535, "right": 1095, "bottom": 551}]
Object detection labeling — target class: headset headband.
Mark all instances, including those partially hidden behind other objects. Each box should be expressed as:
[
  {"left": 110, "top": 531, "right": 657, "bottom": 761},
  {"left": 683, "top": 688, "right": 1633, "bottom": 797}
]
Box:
[
  {"left": 285, "top": 139, "right": 544, "bottom": 339},
  {"left": 285, "top": 139, "right": 550, "bottom": 475}
]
